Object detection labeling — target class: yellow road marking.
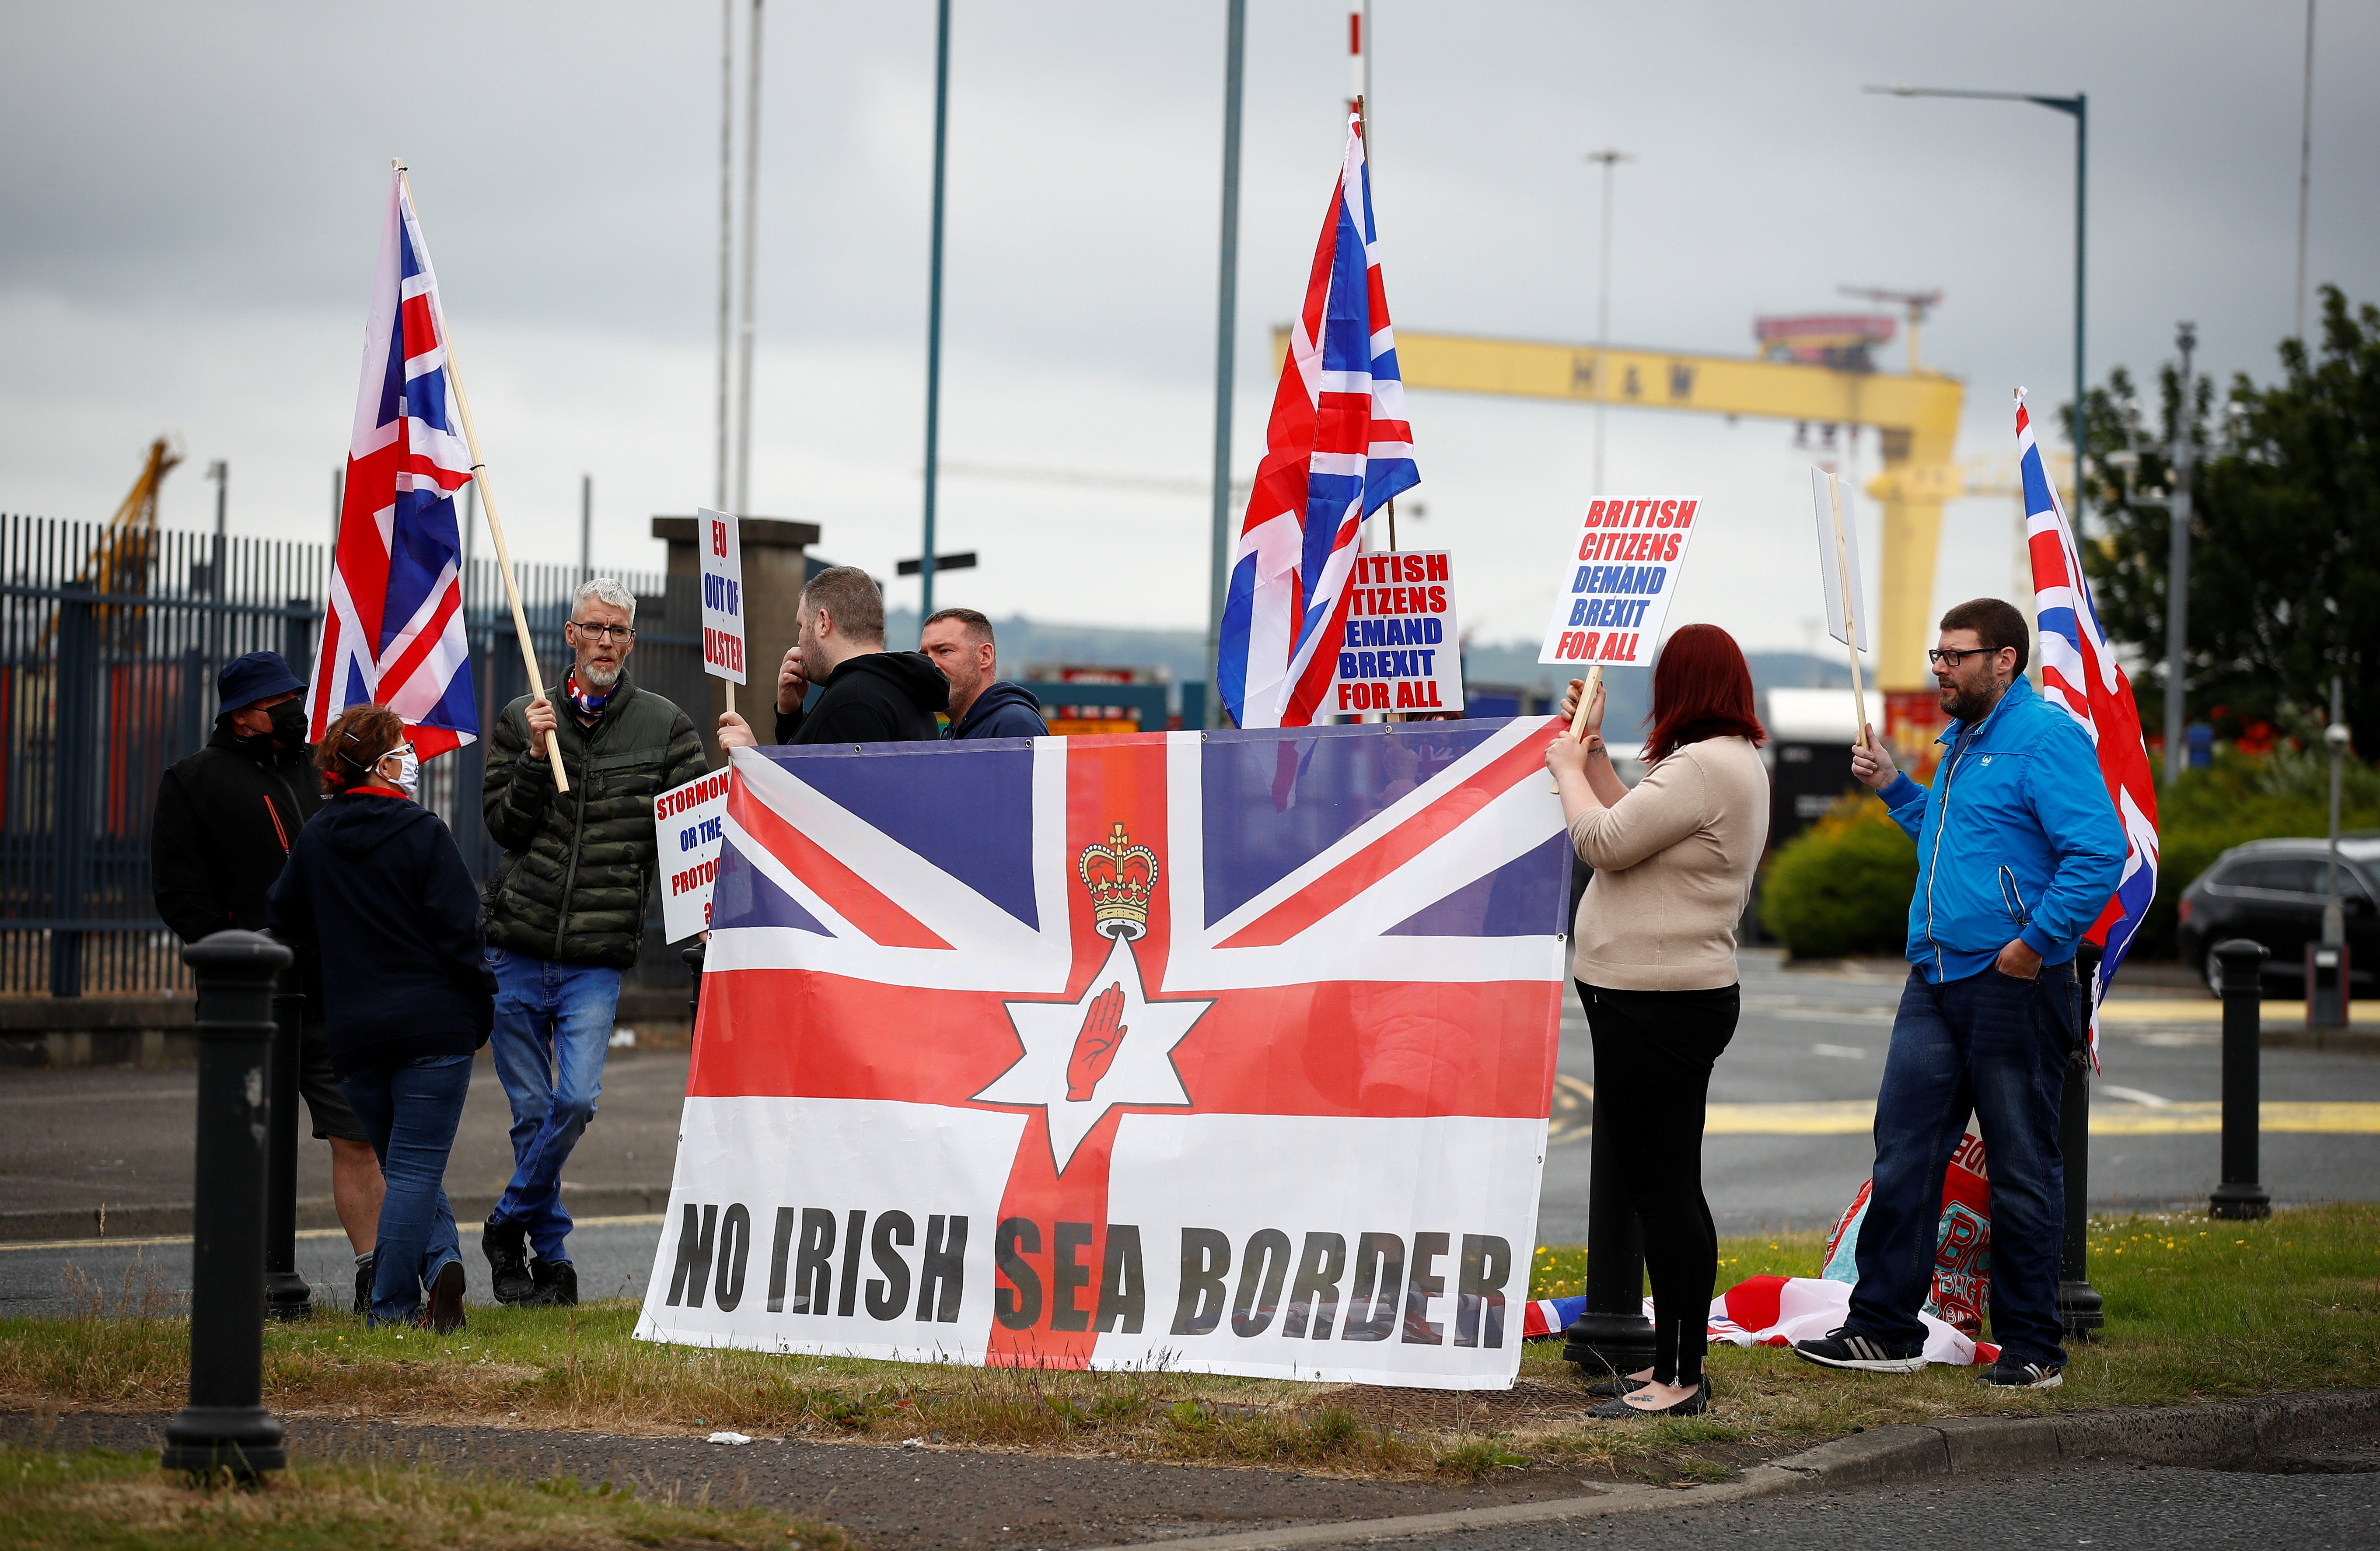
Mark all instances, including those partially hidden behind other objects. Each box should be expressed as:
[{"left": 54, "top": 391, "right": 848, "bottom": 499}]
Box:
[
  {"left": 0, "top": 1212, "right": 666, "bottom": 1254},
  {"left": 2097, "top": 999, "right": 2338, "bottom": 1024},
  {"left": 1698, "top": 1100, "right": 2380, "bottom": 1136}
]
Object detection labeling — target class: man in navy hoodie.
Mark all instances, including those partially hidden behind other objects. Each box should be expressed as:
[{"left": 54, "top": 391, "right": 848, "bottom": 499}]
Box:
[{"left": 920, "top": 608, "right": 1048, "bottom": 740}]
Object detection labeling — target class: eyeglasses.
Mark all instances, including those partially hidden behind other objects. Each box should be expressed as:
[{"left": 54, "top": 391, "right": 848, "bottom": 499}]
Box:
[
  {"left": 381, "top": 742, "right": 415, "bottom": 763},
  {"left": 570, "top": 621, "right": 636, "bottom": 642},
  {"left": 1926, "top": 647, "right": 2000, "bottom": 669}
]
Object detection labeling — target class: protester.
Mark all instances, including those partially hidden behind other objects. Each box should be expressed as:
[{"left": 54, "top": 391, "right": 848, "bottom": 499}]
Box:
[
  {"left": 715, "top": 565, "right": 947, "bottom": 750},
  {"left": 151, "top": 650, "right": 386, "bottom": 1313},
  {"left": 266, "top": 704, "right": 492, "bottom": 1332},
  {"left": 480, "top": 578, "right": 707, "bottom": 1306},
  {"left": 919, "top": 607, "right": 1048, "bottom": 739},
  {"left": 1794, "top": 599, "right": 2124, "bottom": 1390},
  {"left": 1546, "top": 624, "right": 1770, "bottom": 1418}
]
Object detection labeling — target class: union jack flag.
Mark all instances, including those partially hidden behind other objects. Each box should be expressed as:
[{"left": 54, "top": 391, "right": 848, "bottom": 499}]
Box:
[
  {"left": 2018, "top": 391, "right": 2160, "bottom": 1064},
  {"left": 308, "top": 168, "right": 478, "bottom": 756},
  {"left": 638, "top": 718, "right": 1569, "bottom": 1388},
  {"left": 1217, "top": 113, "right": 1419, "bottom": 730}
]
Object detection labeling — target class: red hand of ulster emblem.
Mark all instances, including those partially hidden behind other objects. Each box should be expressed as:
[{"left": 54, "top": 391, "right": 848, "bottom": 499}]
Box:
[{"left": 1066, "top": 981, "right": 1130, "bottom": 1100}]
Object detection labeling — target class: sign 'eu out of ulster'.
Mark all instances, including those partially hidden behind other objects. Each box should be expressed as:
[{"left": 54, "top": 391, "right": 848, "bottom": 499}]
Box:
[
  {"left": 1334, "top": 550, "right": 1462, "bottom": 714},
  {"left": 1535, "top": 495, "right": 1703, "bottom": 669},
  {"left": 699, "top": 505, "right": 747, "bottom": 684}
]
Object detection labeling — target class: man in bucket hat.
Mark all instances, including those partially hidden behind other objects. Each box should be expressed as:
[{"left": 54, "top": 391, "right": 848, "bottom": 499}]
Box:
[{"left": 153, "top": 651, "right": 386, "bottom": 1309}]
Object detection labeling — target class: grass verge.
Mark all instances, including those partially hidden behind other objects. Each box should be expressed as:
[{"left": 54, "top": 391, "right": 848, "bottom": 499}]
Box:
[
  {"left": 2, "top": 1204, "right": 2370, "bottom": 1487},
  {"left": 0, "top": 1443, "right": 847, "bottom": 1550}
]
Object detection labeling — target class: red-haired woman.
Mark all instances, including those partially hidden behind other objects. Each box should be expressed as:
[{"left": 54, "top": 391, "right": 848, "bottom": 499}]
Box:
[
  {"left": 269, "top": 704, "right": 493, "bottom": 1332},
  {"left": 1545, "top": 623, "right": 1770, "bottom": 1417}
]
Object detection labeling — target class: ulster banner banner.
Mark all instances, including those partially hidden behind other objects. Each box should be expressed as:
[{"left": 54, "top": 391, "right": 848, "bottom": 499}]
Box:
[{"left": 636, "top": 718, "right": 1571, "bottom": 1388}]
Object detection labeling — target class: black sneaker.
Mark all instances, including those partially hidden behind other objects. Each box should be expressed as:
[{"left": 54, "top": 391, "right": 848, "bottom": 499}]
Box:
[
  {"left": 1979, "top": 1357, "right": 2064, "bottom": 1390},
  {"left": 423, "top": 1260, "right": 467, "bottom": 1336},
  {"left": 483, "top": 1216, "right": 534, "bottom": 1305},
  {"left": 353, "top": 1250, "right": 376, "bottom": 1317},
  {"left": 1793, "top": 1329, "right": 1927, "bottom": 1374},
  {"left": 524, "top": 1257, "right": 579, "bottom": 1308}
]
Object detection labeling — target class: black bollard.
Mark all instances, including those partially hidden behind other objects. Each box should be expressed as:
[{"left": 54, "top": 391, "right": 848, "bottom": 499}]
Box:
[
  {"left": 261, "top": 976, "right": 311, "bottom": 1322},
  {"left": 162, "top": 930, "right": 290, "bottom": 1479},
  {"left": 1561, "top": 1081, "right": 1656, "bottom": 1377},
  {"left": 683, "top": 941, "right": 706, "bottom": 1027},
  {"left": 2209, "top": 939, "right": 2272, "bottom": 1220},
  {"left": 2056, "top": 945, "right": 2104, "bottom": 1341}
]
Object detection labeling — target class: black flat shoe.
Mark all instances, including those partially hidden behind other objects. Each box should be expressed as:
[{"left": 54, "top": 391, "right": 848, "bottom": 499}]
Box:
[
  {"left": 1590, "top": 1375, "right": 1710, "bottom": 1419},
  {"left": 423, "top": 1260, "right": 467, "bottom": 1336},
  {"left": 1583, "top": 1375, "right": 1648, "bottom": 1400}
]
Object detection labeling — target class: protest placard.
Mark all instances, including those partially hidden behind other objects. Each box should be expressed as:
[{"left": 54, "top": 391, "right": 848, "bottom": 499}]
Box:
[
  {"left": 699, "top": 505, "right": 747, "bottom": 693},
  {"left": 655, "top": 763, "right": 735, "bottom": 943},
  {"left": 1534, "top": 496, "right": 1704, "bottom": 669},
  {"left": 1809, "top": 468, "right": 1871, "bottom": 749},
  {"left": 1333, "top": 550, "right": 1463, "bottom": 714}
]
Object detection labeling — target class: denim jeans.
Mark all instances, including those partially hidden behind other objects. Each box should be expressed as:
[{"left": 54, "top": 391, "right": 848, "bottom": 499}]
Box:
[
  {"left": 486, "top": 947, "right": 620, "bottom": 1264},
  {"left": 339, "top": 1051, "right": 473, "bottom": 1327},
  {"left": 1846, "top": 963, "right": 2079, "bottom": 1366}
]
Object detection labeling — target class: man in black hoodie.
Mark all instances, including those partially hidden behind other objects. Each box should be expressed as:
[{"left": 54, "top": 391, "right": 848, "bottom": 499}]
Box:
[
  {"left": 717, "top": 565, "right": 948, "bottom": 749},
  {"left": 151, "top": 651, "right": 385, "bottom": 1302}
]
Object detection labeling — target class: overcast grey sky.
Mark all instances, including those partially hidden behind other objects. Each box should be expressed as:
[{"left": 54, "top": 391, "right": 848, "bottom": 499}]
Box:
[{"left": 4, "top": 1, "right": 2371, "bottom": 655}]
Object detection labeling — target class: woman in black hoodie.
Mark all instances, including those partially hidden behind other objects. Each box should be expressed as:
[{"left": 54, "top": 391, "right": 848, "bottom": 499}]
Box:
[{"left": 268, "top": 705, "right": 493, "bottom": 1331}]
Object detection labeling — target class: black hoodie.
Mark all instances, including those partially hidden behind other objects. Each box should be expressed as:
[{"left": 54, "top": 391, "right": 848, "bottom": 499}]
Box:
[
  {"left": 266, "top": 790, "right": 495, "bottom": 1078},
  {"left": 773, "top": 649, "right": 950, "bottom": 746}
]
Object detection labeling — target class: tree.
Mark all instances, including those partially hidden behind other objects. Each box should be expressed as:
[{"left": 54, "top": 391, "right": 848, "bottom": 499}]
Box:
[{"left": 2079, "top": 285, "right": 2379, "bottom": 758}]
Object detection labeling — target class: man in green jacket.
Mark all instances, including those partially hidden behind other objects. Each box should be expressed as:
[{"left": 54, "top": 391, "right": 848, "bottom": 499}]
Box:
[{"left": 480, "top": 578, "right": 706, "bottom": 1306}]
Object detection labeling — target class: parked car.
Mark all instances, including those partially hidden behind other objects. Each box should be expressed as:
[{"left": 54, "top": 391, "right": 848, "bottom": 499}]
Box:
[{"left": 2175, "top": 836, "right": 2380, "bottom": 997}]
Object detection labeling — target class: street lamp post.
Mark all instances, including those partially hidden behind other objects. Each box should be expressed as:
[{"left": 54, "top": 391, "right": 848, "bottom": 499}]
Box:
[
  {"left": 2164, "top": 322, "right": 2196, "bottom": 788},
  {"left": 919, "top": 0, "right": 953, "bottom": 620},
  {"left": 1202, "top": 0, "right": 1248, "bottom": 731},
  {"left": 1866, "top": 85, "right": 2088, "bottom": 538},
  {"left": 1583, "top": 150, "right": 1631, "bottom": 501}
]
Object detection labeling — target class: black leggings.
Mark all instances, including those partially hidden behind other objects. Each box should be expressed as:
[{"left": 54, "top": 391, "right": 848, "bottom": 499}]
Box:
[{"left": 1580, "top": 980, "right": 1740, "bottom": 1387}]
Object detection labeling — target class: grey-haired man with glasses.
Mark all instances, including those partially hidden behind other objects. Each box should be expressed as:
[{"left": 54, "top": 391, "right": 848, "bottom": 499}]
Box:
[{"left": 479, "top": 578, "right": 707, "bottom": 1306}]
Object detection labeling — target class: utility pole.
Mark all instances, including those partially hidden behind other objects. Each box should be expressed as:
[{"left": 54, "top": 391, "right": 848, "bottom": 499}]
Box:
[
  {"left": 715, "top": 0, "right": 734, "bottom": 510},
  {"left": 1584, "top": 149, "right": 1632, "bottom": 501},
  {"left": 734, "top": 0, "right": 764, "bottom": 517},
  {"left": 580, "top": 474, "right": 593, "bottom": 580},
  {"left": 2296, "top": 0, "right": 2316, "bottom": 341},
  {"left": 2163, "top": 322, "right": 2195, "bottom": 788},
  {"left": 1202, "top": 0, "right": 1247, "bottom": 730},
  {"left": 919, "top": 0, "right": 952, "bottom": 619},
  {"left": 2325, "top": 675, "right": 2346, "bottom": 945}
]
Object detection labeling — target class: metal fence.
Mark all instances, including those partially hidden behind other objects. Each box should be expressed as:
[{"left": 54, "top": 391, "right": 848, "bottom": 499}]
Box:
[{"left": 2, "top": 513, "right": 706, "bottom": 997}]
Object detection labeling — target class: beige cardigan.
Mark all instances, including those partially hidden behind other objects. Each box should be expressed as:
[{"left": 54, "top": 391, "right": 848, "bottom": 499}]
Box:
[{"left": 1569, "top": 735, "right": 1769, "bottom": 991}]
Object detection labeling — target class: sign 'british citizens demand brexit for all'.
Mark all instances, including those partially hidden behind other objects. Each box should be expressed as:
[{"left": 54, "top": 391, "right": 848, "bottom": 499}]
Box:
[
  {"left": 1333, "top": 550, "right": 1463, "bottom": 714},
  {"left": 1535, "top": 496, "right": 1704, "bottom": 669},
  {"left": 637, "top": 723, "right": 1571, "bottom": 1388}
]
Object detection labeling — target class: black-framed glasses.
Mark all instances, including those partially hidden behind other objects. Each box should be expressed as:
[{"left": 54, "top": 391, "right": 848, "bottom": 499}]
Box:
[
  {"left": 569, "top": 621, "right": 636, "bottom": 642},
  {"left": 1926, "top": 646, "right": 2000, "bottom": 669}
]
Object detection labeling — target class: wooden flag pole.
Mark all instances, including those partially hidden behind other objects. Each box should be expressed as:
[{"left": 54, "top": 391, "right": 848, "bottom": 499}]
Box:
[
  {"left": 1568, "top": 665, "right": 1603, "bottom": 739},
  {"left": 1825, "top": 471, "right": 1871, "bottom": 751},
  {"left": 396, "top": 161, "right": 569, "bottom": 793}
]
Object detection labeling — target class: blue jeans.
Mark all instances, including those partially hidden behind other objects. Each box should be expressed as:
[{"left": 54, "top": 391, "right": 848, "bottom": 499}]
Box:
[
  {"left": 486, "top": 948, "right": 620, "bottom": 1264},
  {"left": 339, "top": 1051, "right": 473, "bottom": 1327},
  {"left": 1846, "top": 963, "right": 2079, "bottom": 1366}
]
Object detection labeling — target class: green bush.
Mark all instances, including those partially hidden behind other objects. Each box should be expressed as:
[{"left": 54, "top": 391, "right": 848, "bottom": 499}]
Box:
[{"left": 1759, "top": 794, "right": 1916, "bottom": 959}]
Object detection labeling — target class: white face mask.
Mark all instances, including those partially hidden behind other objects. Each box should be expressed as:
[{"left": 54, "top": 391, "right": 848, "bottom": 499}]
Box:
[{"left": 379, "top": 745, "right": 420, "bottom": 798}]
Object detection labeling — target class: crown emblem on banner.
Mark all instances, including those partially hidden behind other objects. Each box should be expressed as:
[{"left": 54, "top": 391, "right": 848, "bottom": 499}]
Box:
[{"left": 1078, "top": 822, "right": 1159, "bottom": 940}]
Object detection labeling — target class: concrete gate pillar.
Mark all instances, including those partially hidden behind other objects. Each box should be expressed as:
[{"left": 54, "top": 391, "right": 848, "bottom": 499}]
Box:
[{"left": 651, "top": 515, "right": 819, "bottom": 760}]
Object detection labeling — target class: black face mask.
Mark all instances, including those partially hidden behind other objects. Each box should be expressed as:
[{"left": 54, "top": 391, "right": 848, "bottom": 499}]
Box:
[{"left": 269, "top": 699, "right": 311, "bottom": 747}]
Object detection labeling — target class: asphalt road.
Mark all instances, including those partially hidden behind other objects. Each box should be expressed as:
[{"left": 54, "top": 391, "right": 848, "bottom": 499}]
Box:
[
  {"left": 1, "top": 950, "right": 2373, "bottom": 1318},
  {"left": 1539, "top": 951, "right": 2380, "bottom": 1241},
  {"left": 1406, "top": 1457, "right": 2380, "bottom": 1551}
]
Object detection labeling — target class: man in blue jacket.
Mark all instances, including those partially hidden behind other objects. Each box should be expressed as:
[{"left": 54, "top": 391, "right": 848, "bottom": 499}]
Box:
[
  {"left": 919, "top": 607, "right": 1049, "bottom": 740},
  {"left": 1796, "top": 598, "right": 2125, "bottom": 1390}
]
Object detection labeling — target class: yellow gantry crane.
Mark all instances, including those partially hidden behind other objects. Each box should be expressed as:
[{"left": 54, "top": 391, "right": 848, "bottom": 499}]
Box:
[{"left": 1382, "top": 319, "right": 1962, "bottom": 693}]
